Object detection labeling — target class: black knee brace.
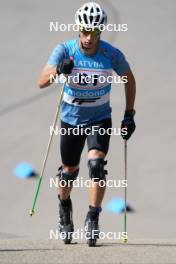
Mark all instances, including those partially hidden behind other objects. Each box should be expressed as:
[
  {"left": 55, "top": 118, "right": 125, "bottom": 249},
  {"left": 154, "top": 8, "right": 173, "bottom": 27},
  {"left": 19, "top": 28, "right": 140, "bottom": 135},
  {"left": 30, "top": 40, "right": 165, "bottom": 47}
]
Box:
[
  {"left": 57, "top": 166, "right": 79, "bottom": 185},
  {"left": 88, "top": 158, "right": 107, "bottom": 182}
]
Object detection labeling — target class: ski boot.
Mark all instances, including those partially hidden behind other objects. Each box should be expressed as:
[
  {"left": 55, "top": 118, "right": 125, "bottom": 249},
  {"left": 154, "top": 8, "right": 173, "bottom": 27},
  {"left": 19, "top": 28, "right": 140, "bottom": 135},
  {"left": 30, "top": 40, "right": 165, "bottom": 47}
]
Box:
[
  {"left": 84, "top": 206, "right": 101, "bottom": 247},
  {"left": 58, "top": 195, "right": 74, "bottom": 244}
]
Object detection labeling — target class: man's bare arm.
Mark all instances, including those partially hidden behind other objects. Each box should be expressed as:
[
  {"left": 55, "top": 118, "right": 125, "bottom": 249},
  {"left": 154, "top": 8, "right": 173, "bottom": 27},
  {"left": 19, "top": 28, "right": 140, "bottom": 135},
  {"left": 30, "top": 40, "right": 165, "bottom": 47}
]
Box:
[
  {"left": 123, "top": 68, "right": 136, "bottom": 110},
  {"left": 37, "top": 64, "right": 57, "bottom": 89}
]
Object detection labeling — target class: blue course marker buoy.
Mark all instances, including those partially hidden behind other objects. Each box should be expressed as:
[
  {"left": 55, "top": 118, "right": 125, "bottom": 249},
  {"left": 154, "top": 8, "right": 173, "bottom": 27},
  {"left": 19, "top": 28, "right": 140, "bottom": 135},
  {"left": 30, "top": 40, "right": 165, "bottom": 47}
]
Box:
[
  {"left": 105, "top": 197, "right": 134, "bottom": 213},
  {"left": 106, "top": 197, "right": 125, "bottom": 213},
  {"left": 13, "top": 162, "right": 37, "bottom": 179}
]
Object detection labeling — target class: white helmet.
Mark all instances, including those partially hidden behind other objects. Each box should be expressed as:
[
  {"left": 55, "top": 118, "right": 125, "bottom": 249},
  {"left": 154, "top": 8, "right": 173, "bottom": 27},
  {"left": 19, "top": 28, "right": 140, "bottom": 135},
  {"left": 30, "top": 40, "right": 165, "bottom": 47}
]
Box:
[{"left": 75, "top": 2, "right": 107, "bottom": 30}]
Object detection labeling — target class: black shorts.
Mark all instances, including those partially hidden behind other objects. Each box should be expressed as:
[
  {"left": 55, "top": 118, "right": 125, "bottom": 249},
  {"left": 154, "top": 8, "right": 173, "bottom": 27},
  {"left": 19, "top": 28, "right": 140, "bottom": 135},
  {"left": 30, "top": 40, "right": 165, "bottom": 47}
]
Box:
[{"left": 60, "top": 118, "right": 112, "bottom": 166}]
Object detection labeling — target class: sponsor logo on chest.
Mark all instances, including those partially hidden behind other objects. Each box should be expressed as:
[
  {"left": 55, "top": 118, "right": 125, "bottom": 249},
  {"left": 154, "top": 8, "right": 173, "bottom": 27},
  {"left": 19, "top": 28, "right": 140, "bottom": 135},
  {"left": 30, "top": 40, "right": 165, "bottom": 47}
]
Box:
[{"left": 74, "top": 60, "right": 104, "bottom": 69}]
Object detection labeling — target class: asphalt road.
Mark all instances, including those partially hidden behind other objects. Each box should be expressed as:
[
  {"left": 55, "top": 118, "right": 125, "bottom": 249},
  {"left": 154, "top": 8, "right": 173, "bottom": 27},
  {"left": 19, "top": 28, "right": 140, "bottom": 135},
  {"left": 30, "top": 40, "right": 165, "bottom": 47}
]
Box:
[
  {"left": 0, "top": 0, "right": 176, "bottom": 263},
  {"left": 0, "top": 239, "right": 176, "bottom": 264}
]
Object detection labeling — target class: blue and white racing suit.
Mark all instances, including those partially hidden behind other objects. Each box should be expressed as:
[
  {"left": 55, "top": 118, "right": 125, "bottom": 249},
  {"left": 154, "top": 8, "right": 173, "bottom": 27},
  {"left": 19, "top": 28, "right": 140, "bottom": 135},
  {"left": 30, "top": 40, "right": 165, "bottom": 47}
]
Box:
[{"left": 47, "top": 39, "right": 130, "bottom": 126}]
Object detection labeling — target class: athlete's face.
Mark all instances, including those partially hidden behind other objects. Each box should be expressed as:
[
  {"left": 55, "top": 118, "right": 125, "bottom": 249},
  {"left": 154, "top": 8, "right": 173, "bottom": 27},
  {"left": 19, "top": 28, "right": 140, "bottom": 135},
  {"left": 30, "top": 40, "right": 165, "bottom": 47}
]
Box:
[{"left": 79, "top": 28, "right": 100, "bottom": 54}]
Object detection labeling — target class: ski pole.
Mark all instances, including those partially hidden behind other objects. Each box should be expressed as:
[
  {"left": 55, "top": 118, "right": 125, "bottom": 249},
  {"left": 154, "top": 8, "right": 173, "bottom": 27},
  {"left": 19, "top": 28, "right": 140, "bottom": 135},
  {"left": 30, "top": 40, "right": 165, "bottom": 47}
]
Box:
[
  {"left": 123, "top": 140, "right": 128, "bottom": 242},
  {"left": 29, "top": 75, "right": 67, "bottom": 216}
]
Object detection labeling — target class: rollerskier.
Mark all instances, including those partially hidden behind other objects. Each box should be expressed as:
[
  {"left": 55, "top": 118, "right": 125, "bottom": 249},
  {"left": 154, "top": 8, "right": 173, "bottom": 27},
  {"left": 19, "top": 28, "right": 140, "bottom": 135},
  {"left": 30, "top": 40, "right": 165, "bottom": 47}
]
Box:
[{"left": 38, "top": 2, "right": 136, "bottom": 246}]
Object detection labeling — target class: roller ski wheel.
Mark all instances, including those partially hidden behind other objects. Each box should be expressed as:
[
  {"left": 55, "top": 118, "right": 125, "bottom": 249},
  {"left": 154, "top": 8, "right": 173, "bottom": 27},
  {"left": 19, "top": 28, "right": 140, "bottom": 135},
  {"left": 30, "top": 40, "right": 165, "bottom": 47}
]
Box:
[
  {"left": 60, "top": 224, "right": 73, "bottom": 244},
  {"left": 88, "top": 238, "right": 97, "bottom": 247}
]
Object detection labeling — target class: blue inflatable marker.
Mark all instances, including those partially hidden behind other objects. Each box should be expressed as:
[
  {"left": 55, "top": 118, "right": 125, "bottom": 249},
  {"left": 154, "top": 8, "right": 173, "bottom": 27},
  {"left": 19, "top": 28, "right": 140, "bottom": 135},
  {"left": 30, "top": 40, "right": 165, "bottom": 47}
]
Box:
[
  {"left": 106, "top": 197, "right": 125, "bottom": 213},
  {"left": 106, "top": 197, "right": 134, "bottom": 213},
  {"left": 14, "top": 162, "right": 37, "bottom": 179}
]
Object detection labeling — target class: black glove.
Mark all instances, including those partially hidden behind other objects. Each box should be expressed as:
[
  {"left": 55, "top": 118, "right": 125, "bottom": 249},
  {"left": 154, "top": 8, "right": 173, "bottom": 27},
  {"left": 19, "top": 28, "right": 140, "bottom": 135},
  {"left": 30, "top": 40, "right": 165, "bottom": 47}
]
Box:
[
  {"left": 121, "top": 110, "right": 136, "bottom": 140},
  {"left": 56, "top": 58, "right": 74, "bottom": 74}
]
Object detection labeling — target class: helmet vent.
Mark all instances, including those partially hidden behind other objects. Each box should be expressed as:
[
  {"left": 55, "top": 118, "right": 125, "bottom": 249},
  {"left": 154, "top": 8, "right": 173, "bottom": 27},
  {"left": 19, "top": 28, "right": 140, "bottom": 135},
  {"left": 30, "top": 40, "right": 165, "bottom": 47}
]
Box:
[
  {"left": 90, "top": 7, "right": 94, "bottom": 13},
  {"left": 78, "top": 15, "right": 82, "bottom": 22},
  {"left": 100, "top": 17, "right": 104, "bottom": 24},
  {"left": 83, "top": 14, "right": 88, "bottom": 25},
  {"left": 95, "top": 15, "right": 100, "bottom": 23}
]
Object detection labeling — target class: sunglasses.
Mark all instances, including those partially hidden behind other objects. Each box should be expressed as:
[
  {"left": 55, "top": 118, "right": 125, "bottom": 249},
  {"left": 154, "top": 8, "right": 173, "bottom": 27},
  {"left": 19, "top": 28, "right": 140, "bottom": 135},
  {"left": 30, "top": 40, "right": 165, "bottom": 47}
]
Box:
[{"left": 79, "top": 27, "right": 101, "bottom": 36}]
